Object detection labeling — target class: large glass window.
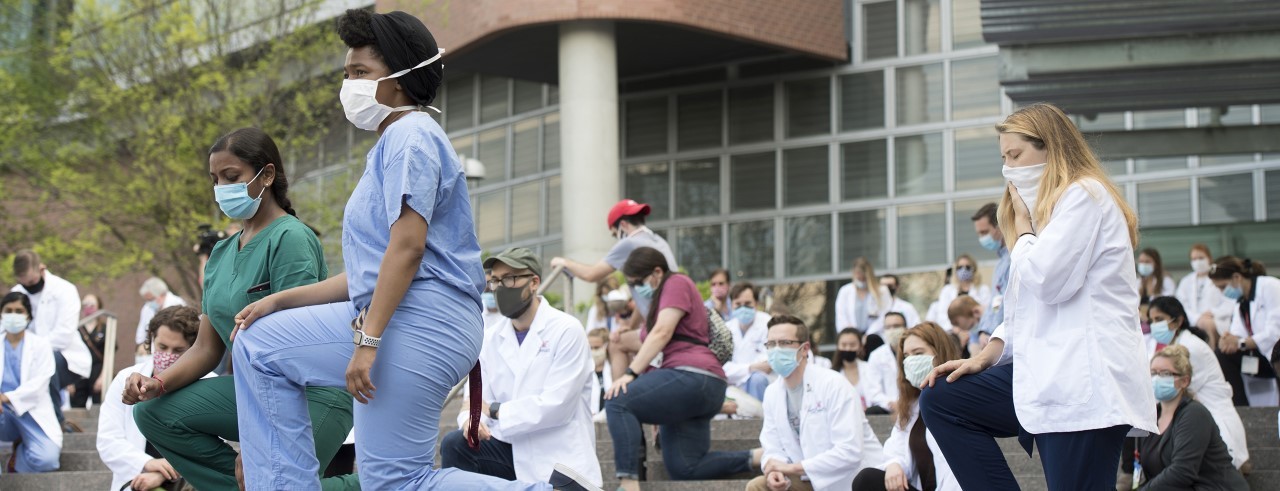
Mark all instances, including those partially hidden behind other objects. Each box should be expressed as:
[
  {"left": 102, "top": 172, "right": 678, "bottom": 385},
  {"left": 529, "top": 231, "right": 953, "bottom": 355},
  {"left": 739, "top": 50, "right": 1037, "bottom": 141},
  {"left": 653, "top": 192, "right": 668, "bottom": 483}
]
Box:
[
  {"left": 543, "top": 113, "right": 560, "bottom": 170},
  {"left": 784, "top": 146, "right": 829, "bottom": 207},
  {"left": 786, "top": 214, "right": 832, "bottom": 276},
  {"left": 626, "top": 97, "right": 669, "bottom": 156},
  {"left": 477, "top": 127, "right": 508, "bottom": 183},
  {"left": 510, "top": 181, "right": 541, "bottom": 241},
  {"left": 1133, "top": 109, "right": 1186, "bottom": 130},
  {"left": 895, "top": 133, "right": 943, "bottom": 196},
  {"left": 1134, "top": 156, "right": 1187, "bottom": 173},
  {"left": 898, "top": 203, "right": 947, "bottom": 268},
  {"left": 1199, "top": 173, "right": 1254, "bottom": 224},
  {"left": 904, "top": 0, "right": 942, "bottom": 56},
  {"left": 546, "top": 176, "right": 561, "bottom": 234},
  {"left": 842, "top": 139, "right": 889, "bottom": 200},
  {"left": 675, "top": 159, "right": 721, "bottom": 218},
  {"left": 445, "top": 74, "right": 475, "bottom": 131},
  {"left": 840, "top": 209, "right": 886, "bottom": 269},
  {"left": 677, "top": 225, "right": 723, "bottom": 281},
  {"left": 730, "top": 220, "right": 775, "bottom": 279},
  {"left": 786, "top": 77, "right": 831, "bottom": 138},
  {"left": 952, "top": 0, "right": 984, "bottom": 49},
  {"left": 475, "top": 190, "right": 506, "bottom": 248},
  {"left": 1200, "top": 153, "right": 1255, "bottom": 167},
  {"left": 896, "top": 63, "right": 944, "bottom": 125},
  {"left": 451, "top": 134, "right": 474, "bottom": 163},
  {"left": 731, "top": 152, "right": 776, "bottom": 211},
  {"left": 728, "top": 85, "right": 774, "bottom": 144},
  {"left": 952, "top": 57, "right": 1000, "bottom": 120},
  {"left": 839, "top": 71, "right": 885, "bottom": 131},
  {"left": 513, "top": 79, "right": 543, "bottom": 115},
  {"left": 479, "top": 75, "right": 509, "bottom": 124},
  {"left": 954, "top": 127, "right": 1001, "bottom": 191},
  {"left": 1267, "top": 170, "right": 1280, "bottom": 218},
  {"left": 863, "top": 1, "right": 898, "bottom": 60},
  {"left": 625, "top": 162, "right": 670, "bottom": 221},
  {"left": 1137, "top": 179, "right": 1192, "bottom": 227},
  {"left": 511, "top": 118, "right": 540, "bottom": 178},
  {"left": 678, "top": 90, "right": 723, "bottom": 151},
  {"left": 1197, "top": 105, "right": 1253, "bottom": 126}
]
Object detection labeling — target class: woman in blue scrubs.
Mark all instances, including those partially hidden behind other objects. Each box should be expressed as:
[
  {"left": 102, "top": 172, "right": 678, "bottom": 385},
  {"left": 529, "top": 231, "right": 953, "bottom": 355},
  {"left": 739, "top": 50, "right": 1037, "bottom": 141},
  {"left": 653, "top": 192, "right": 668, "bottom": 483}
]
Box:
[{"left": 228, "top": 9, "right": 597, "bottom": 491}]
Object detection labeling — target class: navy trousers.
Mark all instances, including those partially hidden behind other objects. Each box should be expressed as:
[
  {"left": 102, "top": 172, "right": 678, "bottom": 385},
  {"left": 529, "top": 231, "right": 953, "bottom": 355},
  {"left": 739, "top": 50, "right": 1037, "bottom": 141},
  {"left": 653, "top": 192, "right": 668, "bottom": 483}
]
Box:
[{"left": 919, "top": 363, "right": 1129, "bottom": 491}]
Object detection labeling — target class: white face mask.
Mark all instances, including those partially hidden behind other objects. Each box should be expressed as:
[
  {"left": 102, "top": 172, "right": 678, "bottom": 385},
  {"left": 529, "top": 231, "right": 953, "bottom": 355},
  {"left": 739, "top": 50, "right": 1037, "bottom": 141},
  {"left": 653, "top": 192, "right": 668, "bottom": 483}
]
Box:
[
  {"left": 340, "top": 48, "right": 444, "bottom": 131},
  {"left": 1191, "top": 259, "right": 1211, "bottom": 275},
  {"left": 1002, "top": 163, "right": 1047, "bottom": 223}
]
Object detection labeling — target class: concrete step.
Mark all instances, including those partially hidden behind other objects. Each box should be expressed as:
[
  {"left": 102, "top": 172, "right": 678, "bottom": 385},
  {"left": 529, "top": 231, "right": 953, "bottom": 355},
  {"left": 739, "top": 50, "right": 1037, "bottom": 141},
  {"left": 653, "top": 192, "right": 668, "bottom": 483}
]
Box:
[
  {"left": 61, "top": 432, "right": 98, "bottom": 452},
  {"left": 601, "top": 479, "right": 754, "bottom": 491},
  {"left": 0, "top": 449, "right": 107, "bottom": 472},
  {"left": 1245, "top": 470, "right": 1280, "bottom": 490},
  {"left": 0, "top": 470, "right": 112, "bottom": 490}
]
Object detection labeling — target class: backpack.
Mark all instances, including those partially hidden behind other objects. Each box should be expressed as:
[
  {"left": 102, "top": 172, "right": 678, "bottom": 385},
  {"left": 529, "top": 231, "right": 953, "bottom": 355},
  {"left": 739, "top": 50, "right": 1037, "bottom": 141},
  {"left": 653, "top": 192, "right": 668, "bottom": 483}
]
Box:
[{"left": 672, "top": 305, "right": 735, "bottom": 365}]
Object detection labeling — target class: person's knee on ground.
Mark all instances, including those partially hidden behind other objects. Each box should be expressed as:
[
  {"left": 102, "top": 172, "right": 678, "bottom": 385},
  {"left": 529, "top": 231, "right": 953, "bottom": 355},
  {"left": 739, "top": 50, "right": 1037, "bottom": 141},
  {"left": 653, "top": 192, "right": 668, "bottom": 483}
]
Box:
[{"left": 23, "top": 437, "right": 61, "bottom": 473}]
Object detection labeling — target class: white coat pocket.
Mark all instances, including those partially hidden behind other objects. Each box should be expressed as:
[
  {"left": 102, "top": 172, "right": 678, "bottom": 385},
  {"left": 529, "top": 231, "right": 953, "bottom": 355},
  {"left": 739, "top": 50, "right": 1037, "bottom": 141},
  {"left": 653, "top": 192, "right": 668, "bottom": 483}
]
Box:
[{"left": 1019, "top": 308, "right": 1095, "bottom": 407}]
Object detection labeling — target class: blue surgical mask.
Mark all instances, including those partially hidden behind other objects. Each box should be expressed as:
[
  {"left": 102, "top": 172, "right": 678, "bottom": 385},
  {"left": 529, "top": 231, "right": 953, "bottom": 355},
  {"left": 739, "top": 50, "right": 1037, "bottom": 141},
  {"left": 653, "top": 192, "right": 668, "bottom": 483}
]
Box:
[
  {"left": 1151, "top": 320, "right": 1174, "bottom": 344},
  {"left": 733, "top": 306, "right": 756, "bottom": 327},
  {"left": 145, "top": 300, "right": 160, "bottom": 312},
  {"left": 214, "top": 166, "right": 267, "bottom": 220},
  {"left": 1223, "top": 284, "right": 1243, "bottom": 300},
  {"left": 902, "top": 354, "right": 935, "bottom": 388},
  {"left": 481, "top": 292, "right": 497, "bottom": 310},
  {"left": 1, "top": 313, "right": 28, "bottom": 334},
  {"left": 767, "top": 346, "right": 800, "bottom": 377},
  {"left": 1152, "top": 375, "right": 1179, "bottom": 402},
  {"left": 978, "top": 234, "right": 1000, "bottom": 251},
  {"left": 1137, "top": 263, "right": 1155, "bottom": 277},
  {"left": 632, "top": 283, "right": 654, "bottom": 317}
]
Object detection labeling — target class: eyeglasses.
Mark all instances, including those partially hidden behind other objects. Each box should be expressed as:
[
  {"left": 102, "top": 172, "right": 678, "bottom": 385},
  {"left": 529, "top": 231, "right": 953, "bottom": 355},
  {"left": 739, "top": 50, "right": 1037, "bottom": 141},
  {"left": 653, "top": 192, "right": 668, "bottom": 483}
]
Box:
[
  {"left": 1151, "top": 370, "right": 1181, "bottom": 378},
  {"left": 487, "top": 274, "right": 536, "bottom": 289},
  {"left": 764, "top": 340, "right": 803, "bottom": 349}
]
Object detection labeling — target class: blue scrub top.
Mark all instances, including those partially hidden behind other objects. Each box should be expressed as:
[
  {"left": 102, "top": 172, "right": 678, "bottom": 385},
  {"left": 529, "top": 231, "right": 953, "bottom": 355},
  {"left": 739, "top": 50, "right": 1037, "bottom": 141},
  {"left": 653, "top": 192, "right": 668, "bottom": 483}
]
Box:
[
  {"left": 342, "top": 112, "right": 486, "bottom": 310},
  {"left": 2, "top": 338, "right": 22, "bottom": 393}
]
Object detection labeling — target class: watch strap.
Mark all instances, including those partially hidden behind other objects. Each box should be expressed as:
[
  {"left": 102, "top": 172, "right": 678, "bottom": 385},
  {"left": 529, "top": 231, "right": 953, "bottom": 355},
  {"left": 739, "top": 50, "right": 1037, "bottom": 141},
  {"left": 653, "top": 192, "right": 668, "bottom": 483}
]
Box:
[
  {"left": 354, "top": 330, "right": 381, "bottom": 348},
  {"left": 489, "top": 402, "right": 501, "bottom": 420}
]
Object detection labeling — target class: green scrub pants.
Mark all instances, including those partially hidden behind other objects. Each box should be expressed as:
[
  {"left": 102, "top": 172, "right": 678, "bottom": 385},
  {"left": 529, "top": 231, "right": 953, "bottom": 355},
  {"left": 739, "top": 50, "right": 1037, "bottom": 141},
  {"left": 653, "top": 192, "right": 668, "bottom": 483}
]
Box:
[{"left": 134, "top": 376, "right": 359, "bottom": 490}]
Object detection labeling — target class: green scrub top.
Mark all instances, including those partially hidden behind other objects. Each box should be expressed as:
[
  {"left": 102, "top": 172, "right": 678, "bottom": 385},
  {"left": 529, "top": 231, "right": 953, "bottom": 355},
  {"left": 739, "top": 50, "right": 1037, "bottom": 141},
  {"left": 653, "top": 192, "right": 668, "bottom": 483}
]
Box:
[{"left": 201, "top": 214, "right": 328, "bottom": 347}]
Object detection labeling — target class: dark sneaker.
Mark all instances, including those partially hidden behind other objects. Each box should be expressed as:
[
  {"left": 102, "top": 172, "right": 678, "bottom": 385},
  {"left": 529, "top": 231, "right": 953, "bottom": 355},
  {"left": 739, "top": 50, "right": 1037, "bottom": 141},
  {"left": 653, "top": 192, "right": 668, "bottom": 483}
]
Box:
[{"left": 549, "top": 463, "right": 603, "bottom": 491}]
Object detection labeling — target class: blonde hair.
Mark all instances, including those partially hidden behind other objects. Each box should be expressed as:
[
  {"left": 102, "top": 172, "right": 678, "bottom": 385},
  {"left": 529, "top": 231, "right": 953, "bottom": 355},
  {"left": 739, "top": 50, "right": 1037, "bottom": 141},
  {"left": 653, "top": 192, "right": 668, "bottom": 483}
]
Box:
[
  {"left": 995, "top": 103, "right": 1137, "bottom": 251},
  {"left": 952, "top": 253, "right": 983, "bottom": 288},
  {"left": 1154, "top": 344, "right": 1194, "bottom": 398},
  {"left": 851, "top": 257, "right": 884, "bottom": 309}
]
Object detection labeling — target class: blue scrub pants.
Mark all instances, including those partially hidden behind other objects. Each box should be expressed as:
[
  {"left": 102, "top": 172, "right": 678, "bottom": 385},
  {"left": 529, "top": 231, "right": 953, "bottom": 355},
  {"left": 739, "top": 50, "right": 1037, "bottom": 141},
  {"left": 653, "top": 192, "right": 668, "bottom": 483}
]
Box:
[
  {"left": 742, "top": 372, "right": 770, "bottom": 402},
  {"left": 0, "top": 404, "right": 59, "bottom": 473},
  {"left": 232, "top": 292, "right": 552, "bottom": 491},
  {"left": 918, "top": 363, "right": 1129, "bottom": 491}
]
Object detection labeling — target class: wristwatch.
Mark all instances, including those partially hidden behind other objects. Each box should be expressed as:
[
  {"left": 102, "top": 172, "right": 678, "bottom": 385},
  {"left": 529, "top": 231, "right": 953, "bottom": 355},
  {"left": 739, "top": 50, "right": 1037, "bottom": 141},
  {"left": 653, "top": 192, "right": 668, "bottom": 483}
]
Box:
[
  {"left": 1239, "top": 339, "right": 1248, "bottom": 351},
  {"left": 353, "top": 330, "right": 381, "bottom": 348},
  {"left": 625, "top": 367, "right": 641, "bottom": 378},
  {"left": 489, "top": 402, "right": 501, "bottom": 420}
]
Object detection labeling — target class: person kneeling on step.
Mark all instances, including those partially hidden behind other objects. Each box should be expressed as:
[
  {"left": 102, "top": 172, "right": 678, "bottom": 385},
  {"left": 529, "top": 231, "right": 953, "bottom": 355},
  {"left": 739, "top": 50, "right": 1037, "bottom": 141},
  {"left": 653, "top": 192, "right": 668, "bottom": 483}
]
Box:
[{"left": 441, "top": 248, "right": 603, "bottom": 488}]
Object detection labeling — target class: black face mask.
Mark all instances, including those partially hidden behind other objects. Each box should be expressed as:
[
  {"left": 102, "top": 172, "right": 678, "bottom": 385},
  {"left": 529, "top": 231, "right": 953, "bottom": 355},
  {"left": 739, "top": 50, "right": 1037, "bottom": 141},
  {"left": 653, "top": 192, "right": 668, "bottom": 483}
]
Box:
[
  {"left": 836, "top": 350, "right": 860, "bottom": 363},
  {"left": 23, "top": 276, "right": 45, "bottom": 295},
  {"left": 496, "top": 284, "right": 534, "bottom": 319},
  {"left": 886, "top": 285, "right": 898, "bottom": 298}
]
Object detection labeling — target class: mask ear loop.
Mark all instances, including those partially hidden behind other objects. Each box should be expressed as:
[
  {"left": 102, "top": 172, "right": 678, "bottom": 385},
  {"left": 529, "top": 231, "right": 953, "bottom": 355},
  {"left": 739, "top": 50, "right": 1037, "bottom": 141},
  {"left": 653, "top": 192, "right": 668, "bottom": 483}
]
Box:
[{"left": 379, "top": 48, "right": 447, "bottom": 114}]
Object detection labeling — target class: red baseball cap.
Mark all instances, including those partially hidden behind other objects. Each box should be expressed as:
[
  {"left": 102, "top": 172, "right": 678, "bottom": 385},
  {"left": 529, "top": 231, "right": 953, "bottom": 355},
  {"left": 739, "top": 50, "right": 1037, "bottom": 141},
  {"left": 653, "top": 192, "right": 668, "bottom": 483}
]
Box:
[{"left": 606, "top": 199, "right": 651, "bottom": 229}]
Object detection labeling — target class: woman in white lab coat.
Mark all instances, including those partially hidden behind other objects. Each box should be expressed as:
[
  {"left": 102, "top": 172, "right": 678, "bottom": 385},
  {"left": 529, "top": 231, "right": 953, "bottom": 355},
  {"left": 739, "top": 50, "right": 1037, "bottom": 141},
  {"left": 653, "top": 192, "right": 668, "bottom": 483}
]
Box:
[
  {"left": 931, "top": 255, "right": 991, "bottom": 332},
  {"left": 1137, "top": 248, "right": 1177, "bottom": 303},
  {"left": 918, "top": 103, "right": 1157, "bottom": 491},
  {"left": 852, "top": 322, "right": 960, "bottom": 491},
  {"left": 835, "top": 257, "right": 892, "bottom": 337},
  {"left": 0, "top": 291, "right": 61, "bottom": 473},
  {"left": 1144, "top": 296, "right": 1249, "bottom": 469},
  {"left": 834, "top": 328, "right": 874, "bottom": 410},
  {"left": 1210, "top": 256, "right": 1280, "bottom": 406},
  {"left": 98, "top": 306, "right": 207, "bottom": 491},
  {"left": 1176, "top": 244, "right": 1232, "bottom": 346}
]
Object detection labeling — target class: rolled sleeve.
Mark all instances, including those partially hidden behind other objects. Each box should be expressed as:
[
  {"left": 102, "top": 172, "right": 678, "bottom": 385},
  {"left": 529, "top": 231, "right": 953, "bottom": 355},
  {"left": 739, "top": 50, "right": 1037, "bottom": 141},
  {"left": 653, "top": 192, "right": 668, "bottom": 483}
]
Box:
[{"left": 384, "top": 141, "right": 441, "bottom": 229}]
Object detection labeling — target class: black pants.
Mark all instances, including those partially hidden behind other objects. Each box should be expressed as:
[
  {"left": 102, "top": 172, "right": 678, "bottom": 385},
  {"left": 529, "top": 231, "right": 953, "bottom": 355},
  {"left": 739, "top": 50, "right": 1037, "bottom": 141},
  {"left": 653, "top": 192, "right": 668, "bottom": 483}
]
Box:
[
  {"left": 71, "top": 361, "right": 103, "bottom": 407},
  {"left": 48, "top": 351, "right": 83, "bottom": 423},
  {"left": 1218, "top": 349, "right": 1279, "bottom": 406},
  {"left": 439, "top": 429, "right": 517, "bottom": 480},
  {"left": 852, "top": 467, "right": 921, "bottom": 491}
]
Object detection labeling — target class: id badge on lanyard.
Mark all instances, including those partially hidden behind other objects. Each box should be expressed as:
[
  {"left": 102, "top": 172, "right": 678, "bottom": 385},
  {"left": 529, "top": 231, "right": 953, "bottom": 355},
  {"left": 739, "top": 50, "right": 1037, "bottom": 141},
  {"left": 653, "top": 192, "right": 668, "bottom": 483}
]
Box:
[{"left": 1241, "top": 304, "right": 1259, "bottom": 376}]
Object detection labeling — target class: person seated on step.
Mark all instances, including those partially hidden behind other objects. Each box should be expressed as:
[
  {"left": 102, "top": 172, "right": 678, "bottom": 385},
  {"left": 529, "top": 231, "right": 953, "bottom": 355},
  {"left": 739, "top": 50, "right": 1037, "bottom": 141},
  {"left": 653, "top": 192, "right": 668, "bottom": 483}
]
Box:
[
  {"left": 440, "top": 248, "right": 602, "bottom": 488},
  {"left": 99, "top": 305, "right": 212, "bottom": 491},
  {"left": 751, "top": 315, "right": 884, "bottom": 491},
  {"left": 862, "top": 313, "right": 908, "bottom": 415},
  {"left": 944, "top": 296, "right": 984, "bottom": 358},
  {"left": 723, "top": 282, "right": 773, "bottom": 402},
  {"left": 834, "top": 328, "right": 874, "bottom": 412},
  {"left": 0, "top": 291, "right": 61, "bottom": 473},
  {"left": 851, "top": 322, "right": 961, "bottom": 491}
]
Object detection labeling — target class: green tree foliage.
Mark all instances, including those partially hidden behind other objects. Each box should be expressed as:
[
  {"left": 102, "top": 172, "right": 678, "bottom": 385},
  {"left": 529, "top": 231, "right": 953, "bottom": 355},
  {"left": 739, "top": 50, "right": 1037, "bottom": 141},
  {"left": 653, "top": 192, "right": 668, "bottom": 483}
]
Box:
[{"left": 0, "top": 0, "right": 346, "bottom": 295}]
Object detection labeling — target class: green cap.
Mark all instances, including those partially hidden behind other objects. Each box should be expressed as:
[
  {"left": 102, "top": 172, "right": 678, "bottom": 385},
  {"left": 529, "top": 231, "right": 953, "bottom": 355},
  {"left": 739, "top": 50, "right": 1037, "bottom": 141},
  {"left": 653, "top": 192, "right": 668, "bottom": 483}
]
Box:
[{"left": 482, "top": 247, "right": 542, "bottom": 277}]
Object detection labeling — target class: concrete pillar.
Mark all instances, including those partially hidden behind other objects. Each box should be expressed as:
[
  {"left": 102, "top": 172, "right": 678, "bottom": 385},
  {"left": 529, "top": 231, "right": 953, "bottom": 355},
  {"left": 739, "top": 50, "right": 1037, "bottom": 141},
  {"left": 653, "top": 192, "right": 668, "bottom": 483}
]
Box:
[{"left": 558, "top": 20, "right": 619, "bottom": 310}]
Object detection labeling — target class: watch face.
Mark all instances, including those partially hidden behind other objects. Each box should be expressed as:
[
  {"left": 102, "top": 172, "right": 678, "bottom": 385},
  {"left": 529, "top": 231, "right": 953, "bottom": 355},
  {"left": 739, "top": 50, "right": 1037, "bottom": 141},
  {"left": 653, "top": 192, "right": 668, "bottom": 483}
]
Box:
[{"left": 353, "top": 331, "right": 362, "bottom": 344}]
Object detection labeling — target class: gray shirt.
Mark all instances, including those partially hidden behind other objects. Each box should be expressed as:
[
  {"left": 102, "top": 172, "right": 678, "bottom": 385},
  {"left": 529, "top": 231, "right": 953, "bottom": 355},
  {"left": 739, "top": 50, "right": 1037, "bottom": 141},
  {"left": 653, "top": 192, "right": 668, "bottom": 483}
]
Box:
[
  {"left": 603, "top": 227, "right": 678, "bottom": 272},
  {"left": 786, "top": 382, "right": 803, "bottom": 437}
]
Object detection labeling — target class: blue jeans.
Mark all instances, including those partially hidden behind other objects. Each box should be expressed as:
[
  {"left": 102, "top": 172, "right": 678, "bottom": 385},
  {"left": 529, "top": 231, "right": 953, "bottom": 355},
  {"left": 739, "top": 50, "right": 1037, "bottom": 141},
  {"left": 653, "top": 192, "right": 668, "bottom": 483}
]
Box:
[
  {"left": 919, "top": 363, "right": 1129, "bottom": 491},
  {"left": 604, "top": 368, "right": 751, "bottom": 480},
  {"left": 232, "top": 293, "right": 550, "bottom": 491}
]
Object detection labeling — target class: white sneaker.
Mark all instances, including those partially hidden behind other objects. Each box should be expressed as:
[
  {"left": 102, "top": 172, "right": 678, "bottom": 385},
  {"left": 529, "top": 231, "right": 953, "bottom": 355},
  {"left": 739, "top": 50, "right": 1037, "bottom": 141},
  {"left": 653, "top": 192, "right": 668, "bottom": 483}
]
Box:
[{"left": 549, "top": 463, "right": 603, "bottom": 491}]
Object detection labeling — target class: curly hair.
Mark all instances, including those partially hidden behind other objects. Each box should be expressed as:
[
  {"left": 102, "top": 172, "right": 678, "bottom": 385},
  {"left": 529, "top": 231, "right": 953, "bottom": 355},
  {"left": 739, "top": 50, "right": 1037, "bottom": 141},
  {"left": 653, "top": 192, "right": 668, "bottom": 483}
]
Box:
[
  {"left": 148, "top": 305, "right": 201, "bottom": 347},
  {"left": 336, "top": 9, "right": 443, "bottom": 106}
]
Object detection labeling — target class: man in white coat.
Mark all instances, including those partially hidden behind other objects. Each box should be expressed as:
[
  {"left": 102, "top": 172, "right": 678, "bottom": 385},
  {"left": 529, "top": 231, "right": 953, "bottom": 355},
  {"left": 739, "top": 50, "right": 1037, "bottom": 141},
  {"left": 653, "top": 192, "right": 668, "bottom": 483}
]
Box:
[
  {"left": 440, "top": 248, "right": 602, "bottom": 487},
  {"left": 862, "top": 313, "right": 908, "bottom": 414},
  {"left": 133, "top": 277, "right": 187, "bottom": 352},
  {"left": 723, "top": 282, "right": 773, "bottom": 402},
  {"left": 11, "top": 250, "right": 90, "bottom": 421},
  {"left": 1, "top": 292, "right": 61, "bottom": 473},
  {"left": 99, "top": 305, "right": 208, "bottom": 491},
  {"left": 751, "top": 315, "right": 883, "bottom": 491}
]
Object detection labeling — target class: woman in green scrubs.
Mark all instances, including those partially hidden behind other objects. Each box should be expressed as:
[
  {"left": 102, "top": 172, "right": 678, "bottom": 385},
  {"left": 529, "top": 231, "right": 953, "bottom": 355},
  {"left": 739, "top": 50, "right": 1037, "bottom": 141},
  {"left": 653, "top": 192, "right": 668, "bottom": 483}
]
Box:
[{"left": 121, "top": 128, "right": 358, "bottom": 490}]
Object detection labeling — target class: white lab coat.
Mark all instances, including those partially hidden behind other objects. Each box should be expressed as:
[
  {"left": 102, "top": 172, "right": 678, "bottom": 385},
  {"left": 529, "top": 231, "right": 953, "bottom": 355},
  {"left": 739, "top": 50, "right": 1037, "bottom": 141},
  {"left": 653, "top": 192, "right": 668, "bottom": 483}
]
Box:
[
  {"left": 1144, "top": 331, "right": 1249, "bottom": 468},
  {"left": 835, "top": 360, "right": 873, "bottom": 410},
  {"left": 1226, "top": 275, "right": 1280, "bottom": 365},
  {"left": 759, "top": 365, "right": 883, "bottom": 491},
  {"left": 878, "top": 404, "right": 960, "bottom": 491},
  {"left": 459, "top": 298, "right": 602, "bottom": 486},
  {"left": 12, "top": 272, "right": 90, "bottom": 378},
  {"left": 97, "top": 362, "right": 217, "bottom": 491},
  {"left": 991, "top": 180, "right": 1158, "bottom": 434},
  {"left": 723, "top": 311, "right": 772, "bottom": 386},
  {"left": 834, "top": 285, "right": 893, "bottom": 335},
  {"left": 863, "top": 345, "right": 899, "bottom": 412},
  {"left": 867, "top": 298, "right": 922, "bottom": 334},
  {"left": 134, "top": 293, "right": 187, "bottom": 345},
  {"left": 929, "top": 283, "right": 992, "bottom": 331},
  {"left": 481, "top": 309, "right": 504, "bottom": 331},
  {"left": 1176, "top": 272, "right": 1234, "bottom": 330},
  {"left": 0, "top": 332, "right": 62, "bottom": 448}
]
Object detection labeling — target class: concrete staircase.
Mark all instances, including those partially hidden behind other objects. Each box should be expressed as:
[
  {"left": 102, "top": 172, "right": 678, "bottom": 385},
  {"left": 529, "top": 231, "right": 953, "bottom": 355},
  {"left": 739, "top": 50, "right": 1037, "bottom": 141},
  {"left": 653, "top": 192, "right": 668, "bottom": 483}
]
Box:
[{"left": 3, "top": 404, "right": 1276, "bottom": 490}]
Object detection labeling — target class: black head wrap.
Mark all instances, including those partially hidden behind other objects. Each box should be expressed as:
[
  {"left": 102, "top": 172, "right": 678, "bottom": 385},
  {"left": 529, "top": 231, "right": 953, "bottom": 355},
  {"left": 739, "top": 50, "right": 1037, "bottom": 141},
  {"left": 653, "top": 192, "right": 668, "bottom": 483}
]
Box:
[{"left": 367, "top": 11, "right": 443, "bottom": 107}]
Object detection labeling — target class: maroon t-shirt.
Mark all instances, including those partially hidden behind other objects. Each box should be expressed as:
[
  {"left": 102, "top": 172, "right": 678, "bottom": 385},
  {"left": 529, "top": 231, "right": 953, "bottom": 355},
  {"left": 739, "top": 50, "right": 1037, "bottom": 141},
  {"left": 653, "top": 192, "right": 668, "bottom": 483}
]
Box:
[{"left": 640, "top": 274, "right": 726, "bottom": 378}]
